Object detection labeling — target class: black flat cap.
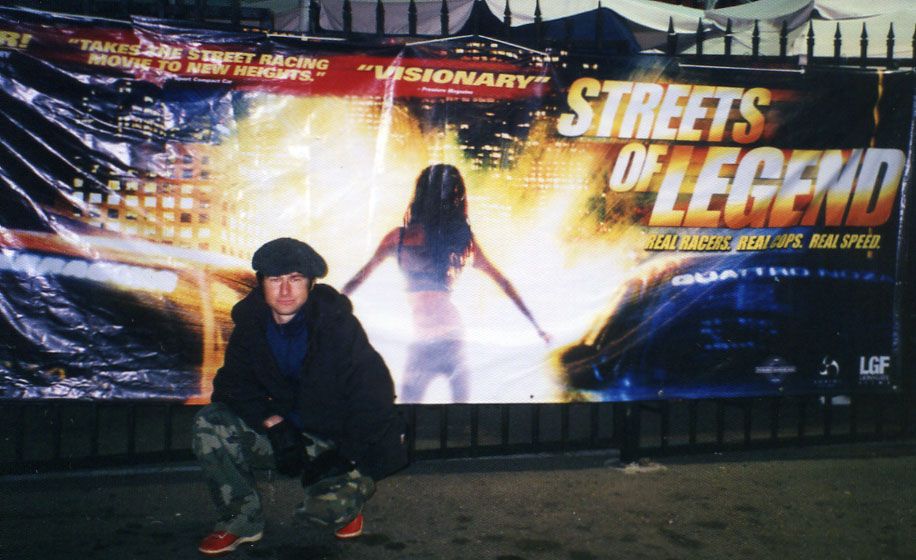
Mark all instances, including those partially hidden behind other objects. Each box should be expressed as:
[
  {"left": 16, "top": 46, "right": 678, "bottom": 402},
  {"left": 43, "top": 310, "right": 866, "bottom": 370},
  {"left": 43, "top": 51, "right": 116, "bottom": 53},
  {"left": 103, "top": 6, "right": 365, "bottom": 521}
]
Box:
[{"left": 251, "top": 237, "right": 328, "bottom": 278}]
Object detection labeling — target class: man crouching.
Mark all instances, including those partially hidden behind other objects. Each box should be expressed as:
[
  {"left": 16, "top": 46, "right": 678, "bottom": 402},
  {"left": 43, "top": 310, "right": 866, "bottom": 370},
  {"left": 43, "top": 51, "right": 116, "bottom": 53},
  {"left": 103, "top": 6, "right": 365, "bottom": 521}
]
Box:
[{"left": 193, "top": 237, "right": 407, "bottom": 556}]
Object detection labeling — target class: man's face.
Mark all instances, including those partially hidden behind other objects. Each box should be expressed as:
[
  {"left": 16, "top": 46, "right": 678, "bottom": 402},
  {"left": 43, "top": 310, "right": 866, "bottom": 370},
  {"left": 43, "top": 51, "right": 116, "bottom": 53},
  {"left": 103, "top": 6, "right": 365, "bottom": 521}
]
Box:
[{"left": 262, "top": 272, "right": 310, "bottom": 324}]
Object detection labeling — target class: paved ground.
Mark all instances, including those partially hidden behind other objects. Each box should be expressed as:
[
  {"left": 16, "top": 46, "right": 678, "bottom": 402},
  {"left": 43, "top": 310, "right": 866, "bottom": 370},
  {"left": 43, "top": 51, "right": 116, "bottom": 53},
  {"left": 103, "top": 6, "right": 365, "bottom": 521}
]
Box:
[{"left": 2, "top": 441, "right": 915, "bottom": 560}]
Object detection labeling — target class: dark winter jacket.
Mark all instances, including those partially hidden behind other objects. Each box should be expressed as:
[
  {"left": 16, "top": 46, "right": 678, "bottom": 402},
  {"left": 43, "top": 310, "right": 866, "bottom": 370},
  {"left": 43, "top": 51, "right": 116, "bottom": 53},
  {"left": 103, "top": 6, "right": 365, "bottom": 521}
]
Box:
[{"left": 211, "top": 283, "right": 407, "bottom": 479}]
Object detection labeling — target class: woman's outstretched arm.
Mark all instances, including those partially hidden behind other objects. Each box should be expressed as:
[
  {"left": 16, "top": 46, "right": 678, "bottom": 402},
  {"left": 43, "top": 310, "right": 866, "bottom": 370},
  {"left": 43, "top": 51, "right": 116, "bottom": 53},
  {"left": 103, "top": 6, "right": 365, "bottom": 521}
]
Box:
[
  {"left": 471, "top": 240, "right": 551, "bottom": 344},
  {"left": 341, "top": 228, "right": 400, "bottom": 296}
]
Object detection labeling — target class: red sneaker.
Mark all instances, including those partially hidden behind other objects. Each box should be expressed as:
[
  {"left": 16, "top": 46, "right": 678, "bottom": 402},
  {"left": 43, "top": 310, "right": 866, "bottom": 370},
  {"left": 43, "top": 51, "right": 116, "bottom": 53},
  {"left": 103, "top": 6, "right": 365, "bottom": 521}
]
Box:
[
  {"left": 334, "top": 513, "right": 363, "bottom": 539},
  {"left": 198, "top": 530, "right": 263, "bottom": 556}
]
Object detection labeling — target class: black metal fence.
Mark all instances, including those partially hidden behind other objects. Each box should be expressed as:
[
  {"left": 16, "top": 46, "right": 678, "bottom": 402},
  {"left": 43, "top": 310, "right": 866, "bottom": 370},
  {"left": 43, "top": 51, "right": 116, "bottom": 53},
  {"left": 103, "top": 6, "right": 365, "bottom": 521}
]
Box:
[
  {"left": 1, "top": 2, "right": 913, "bottom": 476},
  {"left": 10, "top": 0, "right": 916, "bottom": 67},
  {"left": 2, "top": 393, "right": 911, "bottom": 475}
]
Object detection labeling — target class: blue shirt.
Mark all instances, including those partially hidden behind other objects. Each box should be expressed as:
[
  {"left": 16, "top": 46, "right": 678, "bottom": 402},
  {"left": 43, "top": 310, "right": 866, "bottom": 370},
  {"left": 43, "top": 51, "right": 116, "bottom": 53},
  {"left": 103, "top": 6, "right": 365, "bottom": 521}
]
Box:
[{"left": 266, "top": 307, "right": 308, "bottom": 428}]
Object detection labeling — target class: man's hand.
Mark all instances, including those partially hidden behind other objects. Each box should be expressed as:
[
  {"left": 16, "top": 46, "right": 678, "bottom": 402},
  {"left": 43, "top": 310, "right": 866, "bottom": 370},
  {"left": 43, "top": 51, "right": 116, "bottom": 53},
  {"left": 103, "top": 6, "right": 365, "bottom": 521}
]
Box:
[
  {"left": 266, "top": 421, "right": 310, "bottom": 476},
  {"left": 301, "top": 450, "right": 356, "bottom": 487}
]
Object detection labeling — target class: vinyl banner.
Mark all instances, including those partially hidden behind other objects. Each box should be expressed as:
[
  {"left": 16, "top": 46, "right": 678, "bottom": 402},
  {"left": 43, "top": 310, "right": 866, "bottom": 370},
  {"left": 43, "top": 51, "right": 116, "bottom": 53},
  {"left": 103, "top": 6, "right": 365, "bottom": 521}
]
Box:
[{"left": 0, "top": 8, "right": 911, "bottom": 403}]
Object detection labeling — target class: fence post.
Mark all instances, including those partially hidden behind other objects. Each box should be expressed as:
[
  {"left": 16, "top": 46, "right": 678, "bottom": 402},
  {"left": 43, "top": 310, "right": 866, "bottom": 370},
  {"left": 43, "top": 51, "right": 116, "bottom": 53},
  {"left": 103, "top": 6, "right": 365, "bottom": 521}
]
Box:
[
  {"left": 770, "top": 397, "right": 781, "bottom": 441},
  {"left": 660, "top": 401, "right": 670, "bottom": 450},
  {"left": 500, "top": 404, "right": 510, "bottom": 450},
  {"left": 127, "top": 403, "right": 137, "bottom": 457},
  {"left": 834, "top": 23, "right": 842, "bottom": 63},
  {"left": 696, "top": 18, "right": 704, "bottom": 57},
  {"left": 407, "top": 405, "right": 417, "bottom": 464},
  {"left": 308, "top": 0, "right": 321, "bottom": 34},
  {"left": 343, "top": 0, "right": 352, "bottom": 37},
  {"left": 912, "top": 23, "right": 916, "bottom": 64},
  {"left": 752, "top": 20, "right": 760, "bottom": 59},
  {"left": 90, "top": 402, "right": 100, "bottom": 459},
  {"left": 439, "top": 405, "right": 448, "bottom": 457},
  {"left": 164, "top": 402, "right": 174, "bottom": 461},
  {"left": 52, "top": 402, "right": 62, "bottom": 461},
  {"left": 797, "top": 398, "right": 808, "bottom": 443},
  {"left": 616, "top": 402, "right": 641, "bottom": 463},
  {"left": 779, "top": 20, "right": 788, "bottom": 59},
  {"left": 806, "top": 20, "right": 815, "bottom": 62},
  {"left": 531, "top": 403, "right": 541, "bottom": 449},
  {"left": 503, "top": 0, "right": 511, "bottom": 38},
  {"left": 470, "top": 404, "right": 480, "bottom": 456},
  {"left": 589, "top": 402, "right": 600, "bottom": 447},
  {"left": 534, "top": 0, "right": 543, "bottom": 47},
  {"left": 472, "top": 0, "right": 482, "bottom": 36},
  {"left": 408, "top": 0, "right": 417, "bottom": 36},
  {"left": 14, "top": 403, "right": 25, "bottom": 463},
  {"left": 230, "top": 0, "right": 240, "bottom": 26},
  {"left": 742, "top": 401, "right": 752, "bottom": 447},
  {"left": 886, "top": 24, "right": 896, "bottom": 69},
  {"left": 666, "top": 17, "right": 677, "bottom": 56},
  {"left": 823, "top": 396, "right": 833, "bottom": 438},
  {"left": 441, "top": 0, "right": 450, "bottom": 37}
]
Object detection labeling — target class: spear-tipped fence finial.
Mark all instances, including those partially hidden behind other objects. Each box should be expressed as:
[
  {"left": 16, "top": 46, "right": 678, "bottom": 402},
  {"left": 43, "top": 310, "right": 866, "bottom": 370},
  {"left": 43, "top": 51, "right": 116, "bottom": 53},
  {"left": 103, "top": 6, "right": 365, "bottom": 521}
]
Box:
[
  {"left": 534, "top": 0, "right": 543, "bottom": 45},
  {"left": 667, "top": 16, "right": 677, "bottom": 56},
  {"left": 504, "top": 0, "right": 512, "bottom": 36},
  {"left": 886, "top": 23, "right": 896, "bottom": 68},
  {"left": 806, "top": 20, "right": 815, "bottom": 61},
  {"left": 832, "top": 22, "right": 843, "bottom": 62}
]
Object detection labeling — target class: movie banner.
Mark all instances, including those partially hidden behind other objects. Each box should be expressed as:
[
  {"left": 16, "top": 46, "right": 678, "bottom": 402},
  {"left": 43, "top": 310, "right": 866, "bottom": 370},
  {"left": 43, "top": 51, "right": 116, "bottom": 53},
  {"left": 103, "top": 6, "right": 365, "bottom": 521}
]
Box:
[{"left": 0, "top": 8, "right": 911, "bottom": 403}]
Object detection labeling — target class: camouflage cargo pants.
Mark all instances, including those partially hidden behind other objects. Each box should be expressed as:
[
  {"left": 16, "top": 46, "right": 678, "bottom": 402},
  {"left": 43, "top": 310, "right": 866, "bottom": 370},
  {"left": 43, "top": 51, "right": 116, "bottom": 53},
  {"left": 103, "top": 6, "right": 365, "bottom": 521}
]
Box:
[{"left": 192, "top": 403, "right": 375, "bottom": 537}]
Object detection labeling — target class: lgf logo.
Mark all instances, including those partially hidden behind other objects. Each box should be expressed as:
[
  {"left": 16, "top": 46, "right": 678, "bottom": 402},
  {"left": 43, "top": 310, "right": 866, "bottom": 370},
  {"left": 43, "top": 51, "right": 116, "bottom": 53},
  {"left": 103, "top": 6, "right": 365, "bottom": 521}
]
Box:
[{"left": 859, "top": 355, "right": 891, "bottom": 376}]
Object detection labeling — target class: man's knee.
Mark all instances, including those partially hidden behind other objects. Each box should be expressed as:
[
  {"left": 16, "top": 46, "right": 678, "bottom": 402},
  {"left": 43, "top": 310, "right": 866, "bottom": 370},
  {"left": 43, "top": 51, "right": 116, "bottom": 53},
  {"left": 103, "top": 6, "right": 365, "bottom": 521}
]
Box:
[
  {"left": 194, "top": 403, "right": 229, "bottom": 434},
  {"left": 192, "top": 403, "right": 236, "bottom": 458},
  {"left": 297, "top": 470, "right": 376, "bottom": 528}
]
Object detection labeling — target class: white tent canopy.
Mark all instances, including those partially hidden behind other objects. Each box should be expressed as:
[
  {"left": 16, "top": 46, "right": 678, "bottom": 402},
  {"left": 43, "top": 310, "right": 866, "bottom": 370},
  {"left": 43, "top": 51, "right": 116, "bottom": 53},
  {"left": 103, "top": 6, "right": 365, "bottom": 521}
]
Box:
[
  {"left": 260, "top": 0, "right": 915, "bottom": 57},
  {"left": 689, "top": 0, "right": 916, "bottom": 57},
  {"left": 707, "top": 0, "right": 915, "bottom": 25},
  {"left": 267, "top": 0, "right": 709, "bottom": 50}
]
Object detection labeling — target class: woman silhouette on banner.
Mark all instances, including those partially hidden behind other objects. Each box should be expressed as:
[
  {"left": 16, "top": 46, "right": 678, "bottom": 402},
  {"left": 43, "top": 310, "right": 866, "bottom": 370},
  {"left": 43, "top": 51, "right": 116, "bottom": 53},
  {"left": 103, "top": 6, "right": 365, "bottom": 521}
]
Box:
[{"left": 342, "top": 164, "right": 550, "bottom": 403}]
